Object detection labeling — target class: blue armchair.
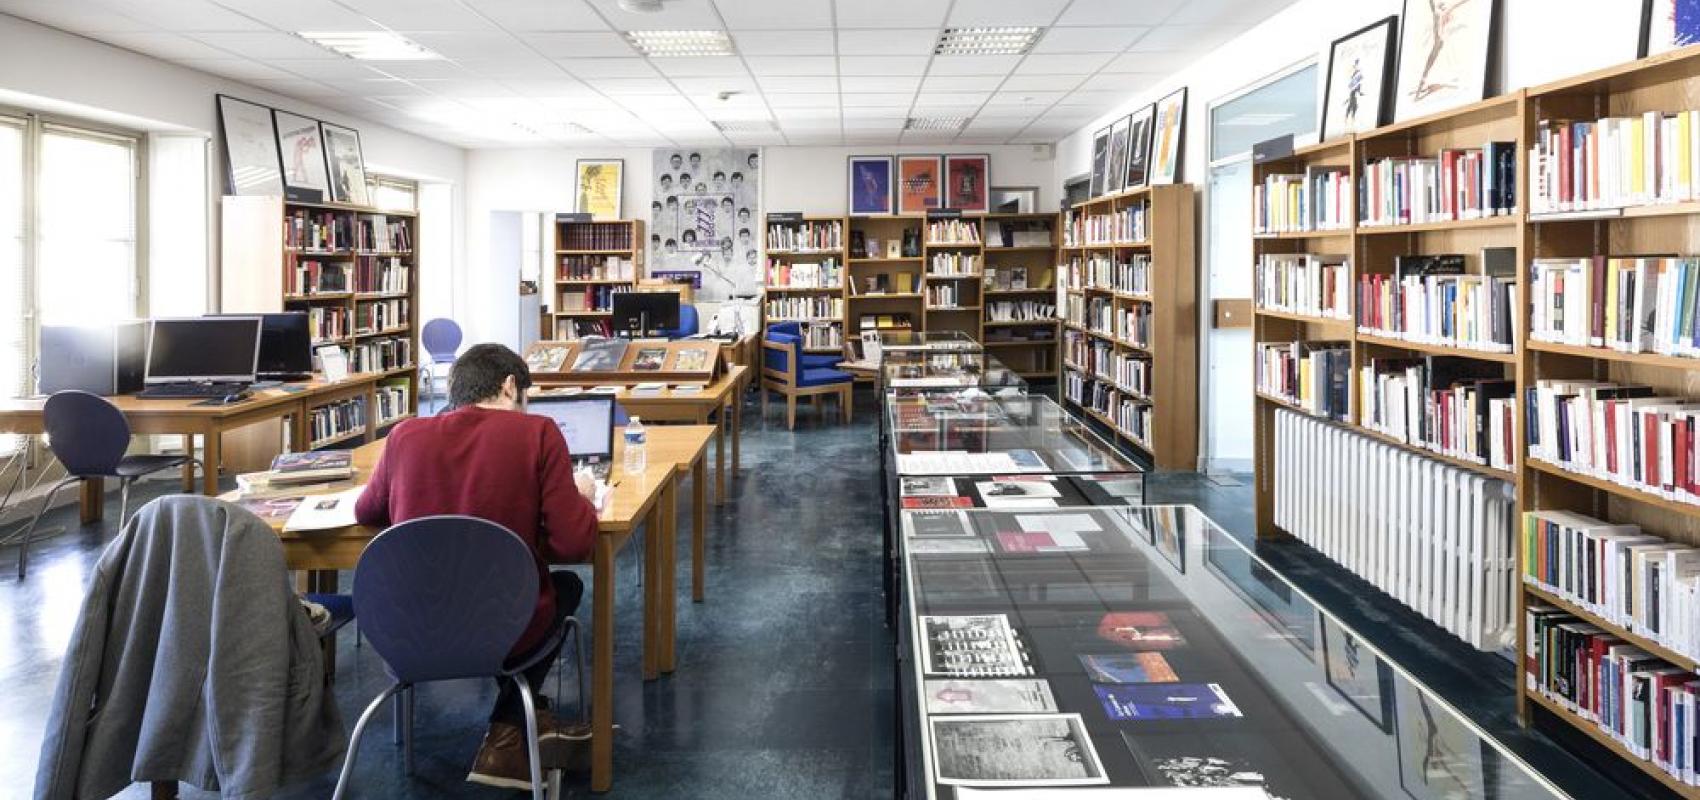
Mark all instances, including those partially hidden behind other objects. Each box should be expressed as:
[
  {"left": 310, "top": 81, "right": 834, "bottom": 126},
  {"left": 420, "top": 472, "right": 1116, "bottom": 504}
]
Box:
[
  {"left": 660, "top": 304, "right": 699, "bottom": 339},
  {"left": 766, "top": 321, "right": 841, "bottom": 369},
  {"left": 762, "top": 328, "right": 852, "bottom": 429}
]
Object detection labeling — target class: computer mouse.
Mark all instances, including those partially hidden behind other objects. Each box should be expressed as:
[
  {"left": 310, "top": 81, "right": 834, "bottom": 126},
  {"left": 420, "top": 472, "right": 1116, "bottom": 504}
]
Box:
[{"left": 223, "top": 392, "right": 250, "bottom": 404}]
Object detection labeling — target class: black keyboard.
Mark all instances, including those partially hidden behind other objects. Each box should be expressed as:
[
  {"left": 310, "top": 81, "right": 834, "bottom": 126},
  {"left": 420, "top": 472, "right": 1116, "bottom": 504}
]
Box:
[{"left": 138, "top": 382, "right": 251, "bottom": 399}]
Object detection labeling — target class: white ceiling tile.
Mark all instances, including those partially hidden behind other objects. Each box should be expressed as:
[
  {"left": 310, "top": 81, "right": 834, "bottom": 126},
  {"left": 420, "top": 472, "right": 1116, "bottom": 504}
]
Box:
[
  {"left": 97, "top": 31, "right": 242, "bottom": 60},
  {"left": 187, "top": 32, "right": 343, "bottom": 60},
  {"left": 999, "top": 74, "right": 1084, "bottom": 91},
  {"left": 925, "top": 55, "right": 1021, "bottom": 76},
  {"left": 1032, "top": 26, "right": 1149, "bottom": 53},
  {"left": 714, "top": 0, "right": 833, "bottom": 29},
  {"left": 732, "top": 30, "right": 835, "bottom": 56},
  {"left": 841, "top": 95, "right": 913, "bottom": 110},
  {"left": 553, "top": 57, "right": 659, "bottom": 78},
  {"left": 973, "top": 107, "right": 1040, "bottom": 120},
  {"left": 1077, "top": 72, "right": 1161, "bottom": 93},
  {"left": 336, "top": 0, "right": 498, "bottom": 30},
  {"left": 244, "top": 77, "right": 343, "bottom": 99},
  {"left": 920, "top": 75, "right": 1003, "bottom": 92},
  {"left": 672, "top": 76, "right": 760, "bottom": 96},
  {"left": 1155, "top": 0, "right": 1275, "bottom": 25},
  {"left": 584, "top": 0, "right": 724, "bottom": 29},
  {"left": 102, "top": 0, "right": 271, "bottom": 31},
  {"left": 915, "top": 91, "right": 987, "bottom": 105},
  {"left": 842, "top": 117, "right": 905, "bottom": 130},
  {"left": 1054, "top": 0, "right": 1185, "bottom": 26},
  {"left": 773, "top": 106, "right": 840, "bottom": 120},
  {"left": 514, "top": 31, "right": 637, "bottom": 58},
  {"left": 0, "top": 0, "right": 152, "bottom": 32},
  {"left": 837, "top": 56, "right": 929, "bottom": 77},
  {"left": 1131, "top": 24, "right": 1237, "bottom": 53},
  {"left": 175, "top": 58, "right": 300, "bottom": 81},
  {"left": 765, "top": 93, "right": 839, "bottom": 109},
  {"left": 836, "top": 29, "right": 935, "bottom": 56},
  {"left": 745, "top": 56, "right": 837, "bottom": 76},
  {"left": 615, "top": 94, "right": 697, "bottom": 111},
  {"left": 784, "top": 132, "right": 844, "bottom": 145},
  {"left": 368, "top": 60, "right": 476, "bottom": 79},
  {"left": 339, "top": 79, "right": 434, "bottom": 98},
  {"left": 398, "top": 32, "right": 521, "bottom": 59},
  {"left": 501, "top": 78, "right": 599, "bottom": 96},
  {"left": 265, "top": 59, "right": 391, "bottom": 80},
  {"left": 651, "top": 56, "right": 750, "bottom": 77},
  {"left": 756, "top": 75, "right": 839, "bottom": 93},
  {"left": 945, "top": 0, "right": 1069, "bottom": 26},
  {"left": 778, "top": 119, "right": 841, "bottom": 132},
  {"left": 209, "top": 0, "right": 382, "bottom": 30},
  {"left": 987, "top": 90, "right": 1065, "bottom": 105},
  {"left": 1011, "top": 53, "right": 1115, "bottom": 75},
  {"left": 590, "top": 77, "right": 679, "bottom": 94},
  {"left": 472, "top": 0, "right": 608, "bottom": 31},
  {"left": 457, "top": 56, "right": 563, "bottom": 78},
  {"left": 409, "top": 79, "right": 517, "bottom": 97},
  {"left": 841, "top": 75, "right": 919, "bottom": 93},
  {"left": 1106, "top": 52, "right": 1185, "bottom": 73}
]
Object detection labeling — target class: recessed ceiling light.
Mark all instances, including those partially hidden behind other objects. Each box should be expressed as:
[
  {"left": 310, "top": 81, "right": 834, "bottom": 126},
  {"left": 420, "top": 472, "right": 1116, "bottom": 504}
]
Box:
[
  {"left": 935, "top": 27, "right": 1041, "bottom": 56},
  {"left": 905, "top": 117, "right": 968, "bottom": 131},
  {"left": 297, "top": 31, "right": 443, "bottom": 61},
  {"left": 626, "top": 30, "right": 734, "bottom": 57}
]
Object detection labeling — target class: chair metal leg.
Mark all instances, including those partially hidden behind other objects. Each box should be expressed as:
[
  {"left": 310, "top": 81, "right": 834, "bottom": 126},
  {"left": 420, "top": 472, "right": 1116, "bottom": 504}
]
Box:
[
  {"left": 15, "top": 477, "right": 75, "bottom": 580},
  {"left": 402, "top": 685, "right": 415, "bottom": 775},
  {"left": 118, "top": 478, "right": 131, "bottom": 528},
  {"left": 331, "top": 682, "right": 405, "bottom": 800},
  {"left": 554, "top": 617, "right": 588, "bottom": 722},
  {"left": 514, "top": 679, "right": 548, "bottom": 800}
]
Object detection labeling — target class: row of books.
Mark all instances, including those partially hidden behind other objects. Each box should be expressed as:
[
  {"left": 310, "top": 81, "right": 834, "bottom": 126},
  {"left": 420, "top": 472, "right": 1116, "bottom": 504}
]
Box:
[
  {"left": 1256, "top": 341, "right": 1349, "bottom": 420},
  {"left": 559, "top": 222, "right": 631, "bottom": 251},
  {"left": 353, "top": 256, "right": 408, "bottom": 295},
  {"left": 928, "top": 253, "right": 980, "bottom": 276},
  {"left": 1525, "top": 605, "right": 1698, "bottom": 779},
  {"left": 1358, "top": 142, "right": 1517, "bottom": 226},
  {"left": 1529, "top": 110, "right": 1700, "bottom": 214},
  {"left": 1525, "top": 379, "right": 1700, "bottom": 503},
  {"left": 766, "top": 295, "right": 842, "bottom": 320},
  {"left": 1356, "top": 272, "right": 1518, "bottom": 353},
  {"left": 1076, "top": 204, "right": 1148, "bottom": 245},
  {"left": 802, "top": 323, "right": 842, "bottom": 350},
  {"left": 1063, "top": 331, "right": 1092, "bottom": 372},
  {"left": 851, "top": 272, "right": 916, "bottom": 295},
  {"left": 1523, "top": 511, "right": 1700, "bottom": 660},
  {"left": 1357, "top": 356, "right": 1516, "bottom": 471},
  {"left": 375, "top": 381, "right": 410, "bottom": 425},
  {"left": 1063, "top": 369, "right": 1115, "bottom": 418},
  {"left": 1528, "top": 256, "right": 1700, "bottom": 357},
  {"left": 983, "top": 266, "right": 1037, "bottom": 292},
  {"left": 306, "top": 307, "right": 348, "bottom": 343},
  {"left": 1115, "top": 397, "right": 1151, "bottom": 443},
  {"left": 768, "top": 220, "right": 842, "bottom": 252},
  {"left": 354, "top": 299, "right": 408, "bottom": 334},
  {"left": 1252, "top": 166, "right": 1350, "bottom": 234},
  {"left": 286, "top": 210, "right": 352, "bottom": 251},
  {"left": 766, "top": 259, "right": 841, "bottom": 289},
  {"left": 560, "top": 285, "right": 629, "bottom": 313},
  {"left": 558, "top": 254, "right": 635, "bottom": 282},
  {"left": 1116, "top": 304, "right": 1150, "bottom": 348},
  {"left": 308, "top": 397, "right": 365, "bottom": 445},
  {"left": 349, "top": 337, "right": 411, "bottom": 373},
  {"left": 1277, "top": 408, "right": 1518, "bottom": 651},
  {"left": 354, "top": 216, "right": 411, "bottom": 254},
  {"left": 925, "top": 284, "right": 971, "bottom": 309},
  {"left": 1253, "top": 253, "right": 1351, "bottom": 319},
  {"left": 927, "top": 219, "right": 981, "bottom": 244},
  {"left": 858, "top": 313, "right": 913, "bottom": 331},
  {"left": 1111, "top": 352, "right": 1151, "bottom": 398},
  {"left": 986, "top": 300, "right": 1055, "bottom": 323},
  {"left": 288, "top": 259, "right": 347, "bottom": 295}
]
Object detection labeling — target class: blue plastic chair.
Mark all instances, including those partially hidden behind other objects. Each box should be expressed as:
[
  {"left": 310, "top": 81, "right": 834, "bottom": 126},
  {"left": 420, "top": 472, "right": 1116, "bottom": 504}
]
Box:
[
  {"left": 659, "top": 304, "right": 699, "bottom": 339},
  {"left": 419, "top": 319, "right": 463, "bottom": 412},
  {"left": 331, "top": 516, "right": 576, "bottom": 799},
  {"left": 13, "top": 391, "right": 200, "bottom": 579}
]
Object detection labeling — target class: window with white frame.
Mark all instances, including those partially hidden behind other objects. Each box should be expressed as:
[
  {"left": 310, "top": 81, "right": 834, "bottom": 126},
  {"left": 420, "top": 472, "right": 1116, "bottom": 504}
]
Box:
[{"left": 368, "top": 174, "right": 417, "bottom": 212}]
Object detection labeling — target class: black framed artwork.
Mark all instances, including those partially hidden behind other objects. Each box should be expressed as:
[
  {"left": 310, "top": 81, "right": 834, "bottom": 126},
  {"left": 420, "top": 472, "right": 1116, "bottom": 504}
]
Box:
[
  {"left": 1321, "top": 16, "right": 1398, "bottom": 140},
  {"left": 1089, "top": 125, "right": 1111, "bottom": 197},
  {"left": 215, "top": 95, "right": 283, "bottom": 197},
  {"left": 1122, "top": 104, "right": 1155, "bottom": 192}
]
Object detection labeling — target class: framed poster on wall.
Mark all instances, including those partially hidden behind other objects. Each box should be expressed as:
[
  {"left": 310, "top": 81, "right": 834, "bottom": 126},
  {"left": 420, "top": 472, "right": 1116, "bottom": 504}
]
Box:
[
  {"left": 273, "top": 110, "right": 331, "bottom": 202},
  {"left": 943, "top": 154, "right": 990, "bottom": 213},
  {"left": 898, "top": 155, "right": 943, "bottom": 215},
  {"left": 848, "top": 155, "right": 894, "bottom": 215},
  {"left": 215, "top": 95, "right": 283, "bottom": 197},
  {"left": 575, "top": 158, "right": 624, "bottom": 220}
]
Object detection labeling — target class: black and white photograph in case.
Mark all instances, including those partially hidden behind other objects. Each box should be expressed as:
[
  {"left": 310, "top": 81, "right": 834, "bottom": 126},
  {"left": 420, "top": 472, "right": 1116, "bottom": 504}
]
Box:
[
  {"left": 1395, "top": 677, "right": 1491, "bottom": 800},
  {"left": 930, "top": 714, "right": 1108, "bottom": 787},
  {"left": 975, "top": 479, "right": 1061, "bottom": 509},
  {"left": 921, "top": 614, "right": 1031, "bottom": 677},
  {"left": 901, "top": 476, "right": 957, "bottom": 496},
  {"left": 924, "top": 679, "right": 1058, "bottom": 714},
  {"left": 650, "top": 148, "right": 760, "bottom": 301},
  {"left": 1321, "top": 615, "right": 1393, "bottom": 732}
]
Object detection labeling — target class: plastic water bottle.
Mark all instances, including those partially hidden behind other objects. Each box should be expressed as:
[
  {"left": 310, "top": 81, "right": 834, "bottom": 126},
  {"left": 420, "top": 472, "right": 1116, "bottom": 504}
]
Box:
[{"left": 623, "top": 416, "right": 647, "bottom": 475}]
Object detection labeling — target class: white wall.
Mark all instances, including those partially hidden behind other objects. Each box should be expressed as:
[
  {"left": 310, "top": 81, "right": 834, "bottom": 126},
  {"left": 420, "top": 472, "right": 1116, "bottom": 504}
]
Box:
[{"left": 0, "top": 12, "right": 468, "bottom": 312}]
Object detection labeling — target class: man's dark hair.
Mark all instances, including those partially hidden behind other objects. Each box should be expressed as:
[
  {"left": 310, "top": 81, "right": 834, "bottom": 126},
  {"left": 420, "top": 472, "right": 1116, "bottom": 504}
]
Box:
[{"left": 449, "top": 343, "right": 531, "bottom": 408}]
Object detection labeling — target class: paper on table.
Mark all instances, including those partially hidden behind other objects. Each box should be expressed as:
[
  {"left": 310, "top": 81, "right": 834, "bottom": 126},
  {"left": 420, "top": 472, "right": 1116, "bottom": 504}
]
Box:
[
  {"left": 282, "top": 487, "right": 365, "bottom": 532},
  {"left": 897, "top": 451, "right": 1021, "bottom": 475},
  {"left": 594, "top": 480, "right": 614, "bottom": 514}
]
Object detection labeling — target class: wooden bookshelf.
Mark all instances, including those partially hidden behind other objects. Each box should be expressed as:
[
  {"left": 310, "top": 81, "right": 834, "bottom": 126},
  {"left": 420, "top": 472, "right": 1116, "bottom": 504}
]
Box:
[
  {"left": 764, "top": 215, "right": 848, "bottom": 353},
  {"left": 1059, "top": 185, "right": 1197, "bottom": 469},
  {"left": 221, "top": 195, "right": 420, "bottom": 450},
  {"left": 845, "top": 215, "right": 925, "bottom": 351},
  {"left": 553, "top": 218, "right": 644, "bottom": 339},
  {"left": 979, "top": 213, "right": 1061, "bottom": 379}
]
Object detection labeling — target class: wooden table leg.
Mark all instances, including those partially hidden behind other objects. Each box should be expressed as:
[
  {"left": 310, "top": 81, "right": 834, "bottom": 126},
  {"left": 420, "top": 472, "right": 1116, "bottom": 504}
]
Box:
[
  {"left": 659, "top": 477, "right": 677, "bottom": 674},
  {"left": 200, "top": 428, "right": 222, "bottom": 497},
  {"left": 731, "top": 389, "right": 742, "bottom": 475},
  {"left": 692, "top": 456, "right": 706, "bottom": 603},
  {"left": 181, "top": 436, "right": 196, "bottom": 492},
  {"left": 591, "top": 536, "right": 615, "bottom": 792},
  {"left": 642, "top": 500, "right": 661, "bottom": 682},
  {"left": 79, "top": 478, "right": 103, "bottom": 524},
  {"left": 712, "top": 414, "right": 726, "bottom": 507},
  {"left": 151, "top": 781, "right": 178, "bottom": 799}
]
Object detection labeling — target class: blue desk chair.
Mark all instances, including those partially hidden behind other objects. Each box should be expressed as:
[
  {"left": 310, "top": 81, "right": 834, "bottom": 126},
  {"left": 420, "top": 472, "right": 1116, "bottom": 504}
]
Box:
[
  {"left": 331, "top": 516, "right": 576, "bottom": 800},
  {"left": 659, "top": 304, "right": 699, "bottom": 339},
  {"left": 419, "top": 319, "right": 463, "bottom": 412},
  {"left": 761, "top": 329, "right": 852, "bottom": 429},
  {"left": 766, "top": 321, "right": 841, "bottom": 369},
  {"left": 13, "top": 391, "right": 200, "bottom": 579}
]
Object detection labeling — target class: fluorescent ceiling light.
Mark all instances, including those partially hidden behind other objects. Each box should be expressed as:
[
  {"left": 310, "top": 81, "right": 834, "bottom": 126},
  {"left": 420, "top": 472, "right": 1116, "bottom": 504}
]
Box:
[
  {"left": 935, "top": 27, "right": 1041, "bottom": 56},
  {"left": 905, "top": 117, "right": 968, "bottom": 131},
  {"left": 626, "top": 30, "right": 734, "bottom": 57},
  {"left": 298, "top": 31, "right": 442, "bottom": 61}
]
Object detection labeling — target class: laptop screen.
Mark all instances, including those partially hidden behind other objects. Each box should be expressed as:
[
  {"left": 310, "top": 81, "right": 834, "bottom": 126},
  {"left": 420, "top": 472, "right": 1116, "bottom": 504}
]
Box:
[{"left": 529, "top": 396, "right": 615, "bottom": 460}]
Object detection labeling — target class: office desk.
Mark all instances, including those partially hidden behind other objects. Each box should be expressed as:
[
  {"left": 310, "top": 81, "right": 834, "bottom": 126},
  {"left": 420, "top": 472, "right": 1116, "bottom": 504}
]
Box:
[
  {"left": 616, "top": 424, "right": 714, "bottom": 602},
  {"left": 0, "top": 374, "right": 389, "bottom": 522},
  {"left": 534, "top": 364, "right": 746, "bottom": 506}
]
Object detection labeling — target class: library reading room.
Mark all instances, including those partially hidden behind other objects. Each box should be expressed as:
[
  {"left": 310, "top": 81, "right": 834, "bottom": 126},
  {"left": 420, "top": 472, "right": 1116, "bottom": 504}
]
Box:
[{"left": 15, "top": 1, "right": 1700, "bottom": 798}]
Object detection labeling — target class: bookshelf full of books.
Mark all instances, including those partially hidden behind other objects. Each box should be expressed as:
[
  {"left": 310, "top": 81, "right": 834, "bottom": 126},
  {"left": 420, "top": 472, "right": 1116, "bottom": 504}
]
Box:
[
  {"left": 847, "top": 215, "right": 926, "bottom": 346},
  {"left": 981, "top": 213, "right": 1061, "bottom": 379},
  {"left": 1059, "top": 184, "right": 1197, "bottom": 470},
  {"left": 221, "top": 195, "right": 421, "bottom": 439},
  {"left": 922, "top": 213, "right": 986, "bottom": 344},
  {"left": 765, "top": 214, "right": 848, "bottom": 353},
  {"left": 1251, "top": 47, "right": 1700, "bottom": 796},
  {"left": 554, "top": 217, "right": 644, "bottom": 339}
]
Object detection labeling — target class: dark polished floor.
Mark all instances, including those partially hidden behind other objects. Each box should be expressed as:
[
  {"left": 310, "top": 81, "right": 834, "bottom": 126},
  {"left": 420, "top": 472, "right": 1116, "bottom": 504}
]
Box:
[{"left": 0, "top": 387, "right": 1669, "bottom": 798}]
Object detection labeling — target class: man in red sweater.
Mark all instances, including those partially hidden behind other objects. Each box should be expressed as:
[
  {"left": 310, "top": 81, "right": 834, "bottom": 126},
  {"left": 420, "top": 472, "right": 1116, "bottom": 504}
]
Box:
[{"left": 354, "top": 343, "right": 599, "bottom": 790}]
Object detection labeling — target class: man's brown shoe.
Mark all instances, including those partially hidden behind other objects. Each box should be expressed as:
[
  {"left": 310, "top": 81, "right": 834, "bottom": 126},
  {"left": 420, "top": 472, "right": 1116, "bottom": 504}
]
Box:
[{"left": 466, "top": 722, "right": 536, "bottom": 790}]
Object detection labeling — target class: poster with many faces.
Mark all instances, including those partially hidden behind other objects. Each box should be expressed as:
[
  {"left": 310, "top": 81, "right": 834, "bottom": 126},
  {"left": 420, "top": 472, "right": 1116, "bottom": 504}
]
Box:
[{"left": 649, "top": 148, "right": 761, "bottom": 302}]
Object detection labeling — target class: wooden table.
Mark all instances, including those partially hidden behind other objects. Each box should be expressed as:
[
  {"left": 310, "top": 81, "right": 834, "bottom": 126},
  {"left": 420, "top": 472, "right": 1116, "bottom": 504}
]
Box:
[
  {"left": 255, "top": 424, "right": 714, "bottom": 792},
  {"left": 0, "top": 373, "right": 391, "bottom": 522},
  {"left": 535, "top": 364, "right": 746, "bottom": 506},
  {"left": 617, "top": 424, "right": 714, "bottom": 602}
]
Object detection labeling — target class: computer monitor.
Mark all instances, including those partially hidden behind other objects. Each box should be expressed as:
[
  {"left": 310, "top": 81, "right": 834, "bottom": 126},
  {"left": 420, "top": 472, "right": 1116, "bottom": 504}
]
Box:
[
  {"left": 144, "top": 317, "right": 262, "bottom": 384},
  {"left": 528, "top": 396, "right": 615, "bottom": 460},
  {"left": 214, "top": 312, "right": 311, "bottom": 379},
  {"left": 612, "top": 292, "right": 680, "bottom": 337}
]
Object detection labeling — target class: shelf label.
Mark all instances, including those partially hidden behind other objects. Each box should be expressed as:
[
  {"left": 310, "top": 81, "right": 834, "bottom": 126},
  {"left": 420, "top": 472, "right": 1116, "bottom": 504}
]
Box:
[
  {"left": 766, "top": 212, "right": 804, "bottom": 223},
  {"left": 927, "top": 208, "right": 963, "bottom": 219},
  {"left": 555, "top": 212, "right": 593, "bottom": 223}
]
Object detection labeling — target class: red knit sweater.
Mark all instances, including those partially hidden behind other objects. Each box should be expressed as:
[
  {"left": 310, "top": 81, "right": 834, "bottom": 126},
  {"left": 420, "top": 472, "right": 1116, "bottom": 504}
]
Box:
[{"left": 354, "top": 405, "right": 598, "bottom": 655}]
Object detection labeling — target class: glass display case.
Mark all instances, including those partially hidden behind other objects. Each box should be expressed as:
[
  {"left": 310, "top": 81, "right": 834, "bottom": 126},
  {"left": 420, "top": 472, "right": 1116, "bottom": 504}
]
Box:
[
  {"left": 878, "top": 330, "right": 984, "bottom": 355},
  {"left": 882, "top": 350, "right": 1028, "bottom": 393},
  {"left": 894, "top": 505, "right": 1568, "bottom": 799},
  {"left": 887, "top": 394, "right": 1133, "bottom": 477}
]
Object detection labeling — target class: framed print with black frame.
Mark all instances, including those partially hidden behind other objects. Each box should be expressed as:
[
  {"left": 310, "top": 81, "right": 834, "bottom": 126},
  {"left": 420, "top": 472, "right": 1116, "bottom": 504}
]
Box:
[
  {"left": 943, "top": 154, "right": 990, "bottom": 213},
  {"left": 1320, "top": 614, "right": 1393, "bottom": 733},
  {"left": 272, "top": 109, "right": 331, "bottom": 203},
  {"left": 1393, "top": 0, "right": 1500, "bottom": 123},
  {"left": 1321, "top": 16, "right": 1397, "bottom": 141},
  {"left": 575, "top": 158, "right": 623, "bottom": 219},
  {"left": 1088, "top": 125, "right": 1111, "bottom": 197},
  {"left": 320, "top": 121, "right": 370, "bottom": 206},
  {"left": 215, "top": 95, "right": 283, "bottom": 197},
  {"left": 1150, "top": 87, "right": 1187, "bottom": 185},
  {"left": 1122, "top": 105, "right": 1155, "bottom": 192},
  {"left": 1103, "top": 117, "right": 1131, "bottom": 199}
]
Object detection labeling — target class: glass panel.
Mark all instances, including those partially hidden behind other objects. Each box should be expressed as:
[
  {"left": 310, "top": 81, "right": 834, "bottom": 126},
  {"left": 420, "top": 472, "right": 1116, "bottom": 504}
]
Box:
[
  {"left": 37, "top": 128, "right": 136, "bottom": 326},
  {"left": 0, "top": 118, "right": 23, "bottom": 454},
  {"left": 899, "top": 505, "right": 1565, "bottom": 799},
  {"left": 888, "top": 394, "right": 1136, "bottom": 476},
  {"left": 1206, "top": 160, "right": 1254, "bottom": 465},
  {"left": 369, "top": 175, "right": 417, "bottom": 212},
  {"left": 1210, "top": 64, "right": 1318, "bottom": 161}
]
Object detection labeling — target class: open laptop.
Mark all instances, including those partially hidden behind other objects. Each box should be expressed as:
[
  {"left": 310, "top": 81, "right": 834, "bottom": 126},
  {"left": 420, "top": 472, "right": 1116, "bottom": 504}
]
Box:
[{"left": 529, "top": 395, "right": 616, "bottom": 480}]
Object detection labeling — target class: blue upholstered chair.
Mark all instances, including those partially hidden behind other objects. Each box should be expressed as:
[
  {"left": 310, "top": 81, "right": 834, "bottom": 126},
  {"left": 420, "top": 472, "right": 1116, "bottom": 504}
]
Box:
[
  {"left": 659, "top": 304, "right": 699, "bottom": 339},
  {"left": 331, "top": 516, "right": 580, "bottom": 800},
  {"left": 419, "top": 319, "right": 463, "bottom": 412},
  {"left": 765, "top": 321, "right": 841, "bottom": 369},
  {"left": 761, "top": 326, "right": 852, "bottom": 430},
  {"left": 12, "top": 391, "right": 200, "bottom": 579}
]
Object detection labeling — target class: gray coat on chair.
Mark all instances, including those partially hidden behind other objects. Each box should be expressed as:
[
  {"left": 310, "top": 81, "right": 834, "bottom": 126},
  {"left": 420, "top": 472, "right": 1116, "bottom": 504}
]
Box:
[{"left": 33, "top": 495, "right": 345, "bottom": 799}]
